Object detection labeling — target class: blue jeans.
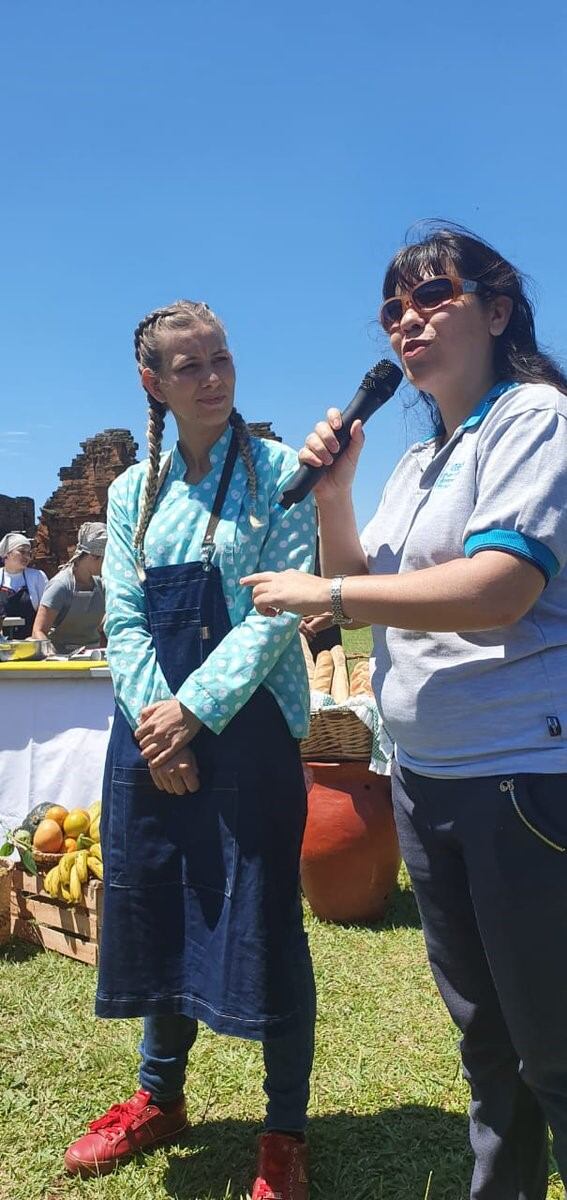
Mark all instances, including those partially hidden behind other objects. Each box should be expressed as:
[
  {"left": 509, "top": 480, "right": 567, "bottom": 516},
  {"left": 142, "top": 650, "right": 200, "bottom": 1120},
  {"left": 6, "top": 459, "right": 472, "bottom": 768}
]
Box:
[{"left": 139, "top": 955, "right": 316, "bottom": 1132}]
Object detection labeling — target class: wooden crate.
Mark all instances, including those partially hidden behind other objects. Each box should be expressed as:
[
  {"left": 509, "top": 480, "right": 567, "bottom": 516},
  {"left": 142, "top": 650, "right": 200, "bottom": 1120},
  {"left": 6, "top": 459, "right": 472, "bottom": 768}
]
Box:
[{"left": 10, "top": 867, "right": 103, "bottom": 966}]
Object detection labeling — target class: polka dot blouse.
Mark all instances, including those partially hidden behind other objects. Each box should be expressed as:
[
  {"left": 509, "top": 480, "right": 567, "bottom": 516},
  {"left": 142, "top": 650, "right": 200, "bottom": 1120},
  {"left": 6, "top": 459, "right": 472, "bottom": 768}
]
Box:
[{"left": 102, "top": 425, "right": 316, "bottom": 738}]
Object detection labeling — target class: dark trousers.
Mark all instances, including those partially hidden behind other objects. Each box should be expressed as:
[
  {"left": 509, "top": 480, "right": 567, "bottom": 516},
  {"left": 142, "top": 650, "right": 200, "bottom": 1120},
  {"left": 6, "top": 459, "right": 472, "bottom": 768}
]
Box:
[{"left": 391, "top": 763, "right": 567, "bottom": 1200}]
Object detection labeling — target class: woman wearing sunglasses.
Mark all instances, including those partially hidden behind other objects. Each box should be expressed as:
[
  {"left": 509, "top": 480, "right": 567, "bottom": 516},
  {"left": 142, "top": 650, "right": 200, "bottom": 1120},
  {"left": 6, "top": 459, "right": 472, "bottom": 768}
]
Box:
[{"left": 243, "top": 226, "right": 567, "bottom": 1200}]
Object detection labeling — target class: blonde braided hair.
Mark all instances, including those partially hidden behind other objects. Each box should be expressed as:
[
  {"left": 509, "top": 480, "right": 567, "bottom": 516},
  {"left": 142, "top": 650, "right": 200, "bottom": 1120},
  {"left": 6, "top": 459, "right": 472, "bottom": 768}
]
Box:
[{"left": 132, "top": 300, "right": 261, "bottom": 571}]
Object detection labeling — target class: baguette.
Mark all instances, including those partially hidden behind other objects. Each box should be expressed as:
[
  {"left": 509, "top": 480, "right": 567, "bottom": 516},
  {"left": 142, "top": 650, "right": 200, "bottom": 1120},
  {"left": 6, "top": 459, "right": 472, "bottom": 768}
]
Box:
[
  {"left": 312, "top": 649, "right": 334, "bottom": 694},
  {"left": 330, "top": 644, "right": 349, "bottom": 704},
  {"left": 349, "top": 659, "right": 373, "bottom": 697}
]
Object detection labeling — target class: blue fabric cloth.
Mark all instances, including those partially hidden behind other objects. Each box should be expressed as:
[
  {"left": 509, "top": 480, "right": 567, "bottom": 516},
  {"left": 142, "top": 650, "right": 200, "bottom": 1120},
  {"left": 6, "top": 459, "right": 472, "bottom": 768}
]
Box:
[
  {"left": 102, "top": 425, "right": 316, "bottom": 736},
  {"left": 97, "top": 539, "right": 315, "bottom": 1041}
]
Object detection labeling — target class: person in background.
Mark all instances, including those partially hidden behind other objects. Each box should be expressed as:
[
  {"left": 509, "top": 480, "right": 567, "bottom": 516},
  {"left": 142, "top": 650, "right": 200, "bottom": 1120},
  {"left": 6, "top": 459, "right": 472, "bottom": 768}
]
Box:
[
  {"left": 244, "top": 226, "right": 567, "bottom": 1200},
  {"left": 32, "top": 522, "right": 107, "bottom": 655},
  {"left": 63, "top": 300, "right": 316, "bottom": 1200},
  {"left": 0, "top": 532, "right": 47, "bottom": 638}
]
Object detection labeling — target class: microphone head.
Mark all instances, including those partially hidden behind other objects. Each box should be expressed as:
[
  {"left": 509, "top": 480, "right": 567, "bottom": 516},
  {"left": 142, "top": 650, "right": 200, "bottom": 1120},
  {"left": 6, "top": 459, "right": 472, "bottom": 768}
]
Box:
[{"left": 361, "top": 359, "right": 403, "bottom": 397}]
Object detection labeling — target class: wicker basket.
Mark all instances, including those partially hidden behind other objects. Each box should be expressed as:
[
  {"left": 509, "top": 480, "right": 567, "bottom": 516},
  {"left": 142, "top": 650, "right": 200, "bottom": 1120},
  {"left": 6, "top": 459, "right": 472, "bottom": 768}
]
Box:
[
  {"left": 300, "top": 707, "right": 372, "bottom": 763},
  {"left": 0, "top": 859, "right": 12, "bottom": 946},
  {"left": 32, "top": 850, "right": 64, "bottom": 869}
]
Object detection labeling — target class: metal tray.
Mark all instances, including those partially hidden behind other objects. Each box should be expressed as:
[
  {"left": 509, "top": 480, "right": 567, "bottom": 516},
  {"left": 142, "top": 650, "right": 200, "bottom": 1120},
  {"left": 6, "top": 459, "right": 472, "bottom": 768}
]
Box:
[{"left": 0, "top": 639, "right": 52, "bottom": 662}]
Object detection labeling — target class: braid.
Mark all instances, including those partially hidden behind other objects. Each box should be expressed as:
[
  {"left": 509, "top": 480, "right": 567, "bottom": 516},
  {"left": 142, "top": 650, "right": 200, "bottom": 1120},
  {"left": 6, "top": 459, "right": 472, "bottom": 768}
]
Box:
[
  {"left": 133, "top": 395, "right": 165, "bottom": 572},
  {"left": 229, "top": 409, "right": 263, "bottom": 529}
]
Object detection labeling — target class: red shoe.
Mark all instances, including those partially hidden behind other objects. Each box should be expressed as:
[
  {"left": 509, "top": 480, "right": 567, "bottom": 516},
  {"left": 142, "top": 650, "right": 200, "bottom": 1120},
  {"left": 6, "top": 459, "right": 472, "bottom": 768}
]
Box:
[
  {"left": 64, "top": 1088, "right": 188, "bottom": 1177},
  {"left": 251, "top": 1133, "right": 309, "bottom": 1200}
]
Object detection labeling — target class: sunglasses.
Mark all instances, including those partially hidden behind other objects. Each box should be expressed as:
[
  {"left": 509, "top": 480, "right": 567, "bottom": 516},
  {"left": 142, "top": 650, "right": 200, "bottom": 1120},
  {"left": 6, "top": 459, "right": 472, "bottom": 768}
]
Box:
[{"left": 379, "top": 275, "right": 481, "bottom": 333}]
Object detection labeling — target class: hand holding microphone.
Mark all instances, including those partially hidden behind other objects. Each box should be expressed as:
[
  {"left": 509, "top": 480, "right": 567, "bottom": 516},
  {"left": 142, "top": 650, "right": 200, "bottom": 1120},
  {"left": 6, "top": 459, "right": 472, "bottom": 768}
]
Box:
[{"left": 280, "top": 359, "right": 403, "bottom": 509}]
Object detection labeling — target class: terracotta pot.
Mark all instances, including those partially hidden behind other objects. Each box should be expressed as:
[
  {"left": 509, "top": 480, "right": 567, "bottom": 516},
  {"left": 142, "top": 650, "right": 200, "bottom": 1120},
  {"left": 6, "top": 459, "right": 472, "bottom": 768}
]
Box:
[{"left": 301, "top": 762, "right": 401, "bottom": 923}]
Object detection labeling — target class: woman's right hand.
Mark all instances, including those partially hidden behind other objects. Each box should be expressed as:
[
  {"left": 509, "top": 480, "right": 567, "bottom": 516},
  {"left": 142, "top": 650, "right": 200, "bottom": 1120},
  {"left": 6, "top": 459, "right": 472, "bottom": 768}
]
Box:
[
  {"left": 149, "top": 747, "right": 200, "bottom": 795},
  {"left": 299, "top": 411, "right": 365, "bottom": 502}
]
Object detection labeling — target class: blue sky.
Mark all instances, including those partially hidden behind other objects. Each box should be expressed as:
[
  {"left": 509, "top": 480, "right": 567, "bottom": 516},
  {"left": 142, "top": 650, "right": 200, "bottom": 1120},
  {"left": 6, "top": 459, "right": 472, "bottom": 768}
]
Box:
[{"left": 1, "top": 0, "right": 565, "bottom": 530}]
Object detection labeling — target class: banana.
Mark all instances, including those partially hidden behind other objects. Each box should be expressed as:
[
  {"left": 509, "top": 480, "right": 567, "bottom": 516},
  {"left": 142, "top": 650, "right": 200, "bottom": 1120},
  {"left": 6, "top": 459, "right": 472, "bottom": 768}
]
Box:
[
  {"left": 89, "top": 843, "right": 102, "bottom": 862},
  {"left": 59, "top": 851, "right": 77, "bottom": 886},
  {"left": 87, "top": 856, "right": 103, "bottom": 881},
  {"left": 75, "top": 850, "right": 89, "bottom": 884},
  {"left": 69, "top": 864, "right": 83, "bottom": 904},
  {"left": 43, "top": 866, "right": 60, "bottom": 898},
  {"left": 60, "top": 882, "right": 72, "bottom": 903}
]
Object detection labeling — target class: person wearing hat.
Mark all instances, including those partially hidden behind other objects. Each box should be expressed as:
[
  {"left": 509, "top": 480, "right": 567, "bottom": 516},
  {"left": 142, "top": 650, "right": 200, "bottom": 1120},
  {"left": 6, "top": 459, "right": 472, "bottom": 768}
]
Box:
[
  {"left": 0, "top": 532, "right": 48, "bottom": 638},
  {"left": 32, "top": 522, "right": 107, "bottom": 655}
]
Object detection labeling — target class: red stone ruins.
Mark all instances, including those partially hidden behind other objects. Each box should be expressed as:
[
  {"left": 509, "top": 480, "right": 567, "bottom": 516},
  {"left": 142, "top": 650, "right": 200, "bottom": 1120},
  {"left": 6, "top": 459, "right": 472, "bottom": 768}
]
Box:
[{"left": 34, "top": 430, "right": 138, "bottom": 576}]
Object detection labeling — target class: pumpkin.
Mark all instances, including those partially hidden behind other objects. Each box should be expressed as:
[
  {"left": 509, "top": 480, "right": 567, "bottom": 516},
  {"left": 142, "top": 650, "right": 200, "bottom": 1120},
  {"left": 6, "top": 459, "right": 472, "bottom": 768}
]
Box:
[{"left": 20, "top": 803, "right": 54, "bottom": 837}]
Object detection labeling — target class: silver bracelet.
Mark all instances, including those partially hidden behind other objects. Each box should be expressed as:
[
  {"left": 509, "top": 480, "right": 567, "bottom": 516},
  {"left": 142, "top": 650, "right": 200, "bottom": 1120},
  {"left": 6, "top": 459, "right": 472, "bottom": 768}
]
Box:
[{"left": 330, "top": 576, "right": 354, "bottom": 627}]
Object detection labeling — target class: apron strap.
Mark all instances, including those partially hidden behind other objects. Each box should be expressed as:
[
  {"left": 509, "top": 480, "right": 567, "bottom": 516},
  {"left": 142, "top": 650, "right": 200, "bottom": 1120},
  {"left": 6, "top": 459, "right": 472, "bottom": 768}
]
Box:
[{"left": 201, "top": 431, "right": 239, "bottom": 570}]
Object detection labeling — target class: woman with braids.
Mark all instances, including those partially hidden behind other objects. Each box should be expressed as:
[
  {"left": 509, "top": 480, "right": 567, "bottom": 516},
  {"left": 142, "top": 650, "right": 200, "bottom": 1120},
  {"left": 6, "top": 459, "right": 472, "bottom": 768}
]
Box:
[
  {"left": 64, "top": 300, "right": 316, "bottom": 1200},
  {"left": 244, "top": 228, "right": 567, "bottom": 1199}
]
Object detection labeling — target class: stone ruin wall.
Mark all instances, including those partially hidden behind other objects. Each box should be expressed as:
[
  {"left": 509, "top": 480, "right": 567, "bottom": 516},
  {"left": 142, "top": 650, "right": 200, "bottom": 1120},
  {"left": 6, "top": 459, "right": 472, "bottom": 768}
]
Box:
[
  {"left": 0, "top": 495, "right": 36, "bottom": 543},
  {"left": 34, "top": 429, "right": 138, "bottom": 576}
]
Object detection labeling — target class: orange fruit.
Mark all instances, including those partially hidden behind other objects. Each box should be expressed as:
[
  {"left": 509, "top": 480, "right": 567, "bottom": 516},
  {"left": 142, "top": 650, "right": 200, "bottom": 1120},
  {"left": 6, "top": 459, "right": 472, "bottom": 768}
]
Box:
[
  {"left": 33, "top": 819, "right": 64, "bottom": 853},
  {"left": 63, "top": 837, "right": 77, "bottom": 852},
  {"left": 63, "top": 809, "right": 91, "bottom": 838},
  {"left": 44, "top": 805, "right": 69, "bottom": 828}
]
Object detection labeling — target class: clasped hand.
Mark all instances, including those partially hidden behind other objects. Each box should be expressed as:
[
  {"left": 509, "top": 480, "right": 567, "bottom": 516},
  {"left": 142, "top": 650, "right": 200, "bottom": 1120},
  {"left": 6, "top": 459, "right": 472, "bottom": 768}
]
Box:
[{"left": 135, "top": 699, "right": 202, "bottom": 794}]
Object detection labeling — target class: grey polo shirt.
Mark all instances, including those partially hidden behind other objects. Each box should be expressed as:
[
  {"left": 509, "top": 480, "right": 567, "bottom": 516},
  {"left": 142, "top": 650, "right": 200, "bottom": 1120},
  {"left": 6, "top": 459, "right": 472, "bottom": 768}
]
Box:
[{"left": 360, "top": 382, "right": 567, "bottom": 777}]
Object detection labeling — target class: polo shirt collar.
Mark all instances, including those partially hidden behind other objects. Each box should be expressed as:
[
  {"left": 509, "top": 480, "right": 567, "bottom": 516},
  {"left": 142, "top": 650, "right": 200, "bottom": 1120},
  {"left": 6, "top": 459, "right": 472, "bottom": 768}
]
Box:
[{"left": 461, "top": 380, "right": 518, "bottom": 429}]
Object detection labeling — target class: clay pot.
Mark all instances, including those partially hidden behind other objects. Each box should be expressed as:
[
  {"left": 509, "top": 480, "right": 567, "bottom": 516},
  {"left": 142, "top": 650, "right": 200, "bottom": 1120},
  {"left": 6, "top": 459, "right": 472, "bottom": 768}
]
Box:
[{"left": 301, "top": 762, "right": 401, "bottom": 923}]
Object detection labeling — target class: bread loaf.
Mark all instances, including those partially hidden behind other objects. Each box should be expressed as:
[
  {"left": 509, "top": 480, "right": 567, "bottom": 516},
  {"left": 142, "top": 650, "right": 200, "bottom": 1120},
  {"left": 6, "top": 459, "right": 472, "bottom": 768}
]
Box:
[
  {"left": 349, "top": 659, "right": 373, "bottom": 697},
  {"left": 330, "top": 644, "right": 349, "bottom": 704},
  {"left": 312, "top": 649, "right": 334, "bottom": 694}
]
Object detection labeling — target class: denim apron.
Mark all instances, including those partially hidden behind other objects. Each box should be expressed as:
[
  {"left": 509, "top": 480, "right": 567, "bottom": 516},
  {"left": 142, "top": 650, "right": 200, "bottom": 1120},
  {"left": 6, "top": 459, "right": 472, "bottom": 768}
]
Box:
[
  {"left": 96, "top": 434, "right": 309, "bottom": 1040},
  {"left": 0, "top": 568, "right": 36, "bottom": 638}
]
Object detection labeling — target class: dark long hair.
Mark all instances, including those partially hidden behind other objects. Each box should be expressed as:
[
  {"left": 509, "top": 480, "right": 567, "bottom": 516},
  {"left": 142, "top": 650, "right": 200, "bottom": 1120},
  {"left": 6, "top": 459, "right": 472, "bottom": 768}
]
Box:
[{"left": 382, "top": 223, "right": 567, "bottom": 432}]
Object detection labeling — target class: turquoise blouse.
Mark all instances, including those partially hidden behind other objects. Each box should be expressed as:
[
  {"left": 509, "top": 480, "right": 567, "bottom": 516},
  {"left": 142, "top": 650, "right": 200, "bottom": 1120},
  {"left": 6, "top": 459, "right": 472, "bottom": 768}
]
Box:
[{"left": 102, "top": 425, "right": 316, "bottom": 738}]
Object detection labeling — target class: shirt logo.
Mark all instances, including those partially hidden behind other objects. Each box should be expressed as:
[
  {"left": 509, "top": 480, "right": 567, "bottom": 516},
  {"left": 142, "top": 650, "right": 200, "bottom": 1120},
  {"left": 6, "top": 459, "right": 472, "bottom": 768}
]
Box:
[{"left": 434, "top": 462, "right": 464, "bottom": 489}]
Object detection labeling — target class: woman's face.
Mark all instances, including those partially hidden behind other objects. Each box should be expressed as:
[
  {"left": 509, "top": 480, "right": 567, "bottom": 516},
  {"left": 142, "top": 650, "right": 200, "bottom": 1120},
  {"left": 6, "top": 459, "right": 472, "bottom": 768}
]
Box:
[
  {"left": 143, "top": 324, "right": 236, "bottom": 433},
  {"left": 5, "top": 545, "right": 32, "bottom": 573},
  {"left": 386, "top": 273, "right": 509, "bottom": 398}
]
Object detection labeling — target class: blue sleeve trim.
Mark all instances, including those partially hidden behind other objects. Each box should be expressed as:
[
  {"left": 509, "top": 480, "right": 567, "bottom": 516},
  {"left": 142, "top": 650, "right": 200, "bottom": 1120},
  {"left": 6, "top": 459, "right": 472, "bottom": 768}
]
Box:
[{"left": 463, "top": 529, "right": 559, "bottom": 585}]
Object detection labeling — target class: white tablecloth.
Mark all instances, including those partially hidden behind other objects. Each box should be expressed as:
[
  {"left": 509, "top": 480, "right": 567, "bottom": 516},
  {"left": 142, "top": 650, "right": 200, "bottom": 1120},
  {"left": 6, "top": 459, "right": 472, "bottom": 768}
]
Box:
[{"left": 0, "top": 669, "right": 114, "bottom": 832}]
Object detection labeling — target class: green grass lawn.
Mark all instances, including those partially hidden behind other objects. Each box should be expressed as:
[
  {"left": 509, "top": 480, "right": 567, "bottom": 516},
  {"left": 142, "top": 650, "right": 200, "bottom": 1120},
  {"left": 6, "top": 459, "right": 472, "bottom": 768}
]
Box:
[
  {"left": 0, "top": 870, "right": 563, "bottom": 1200},
  {"left": 342, "top": 626, "right": 373, "bottom": 660}
]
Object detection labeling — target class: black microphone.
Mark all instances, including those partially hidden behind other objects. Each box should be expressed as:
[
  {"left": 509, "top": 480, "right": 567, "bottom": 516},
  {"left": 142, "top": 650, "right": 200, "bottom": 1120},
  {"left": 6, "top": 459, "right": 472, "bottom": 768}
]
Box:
[{"left": 279, "top": 359, "right": 403, "bottom": 509}]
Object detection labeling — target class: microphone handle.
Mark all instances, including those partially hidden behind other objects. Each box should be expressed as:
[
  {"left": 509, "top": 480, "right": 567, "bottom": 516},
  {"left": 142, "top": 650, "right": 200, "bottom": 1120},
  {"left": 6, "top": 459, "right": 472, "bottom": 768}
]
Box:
[{"left": 279, "top": 385, "right": 388, "bottom": 509}]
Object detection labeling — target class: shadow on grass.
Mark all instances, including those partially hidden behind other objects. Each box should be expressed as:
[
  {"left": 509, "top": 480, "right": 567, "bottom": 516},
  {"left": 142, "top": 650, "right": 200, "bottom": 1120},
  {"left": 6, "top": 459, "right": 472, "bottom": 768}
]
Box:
[
  {"left": 163, "top": 1106, "right": 471, "bottom": 1200},
  {"left": 0, "top": 938, "right": 45, "bottom": 963},
  {"left": 381, "top": 880, "right": 422, "bottom": 930}
]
